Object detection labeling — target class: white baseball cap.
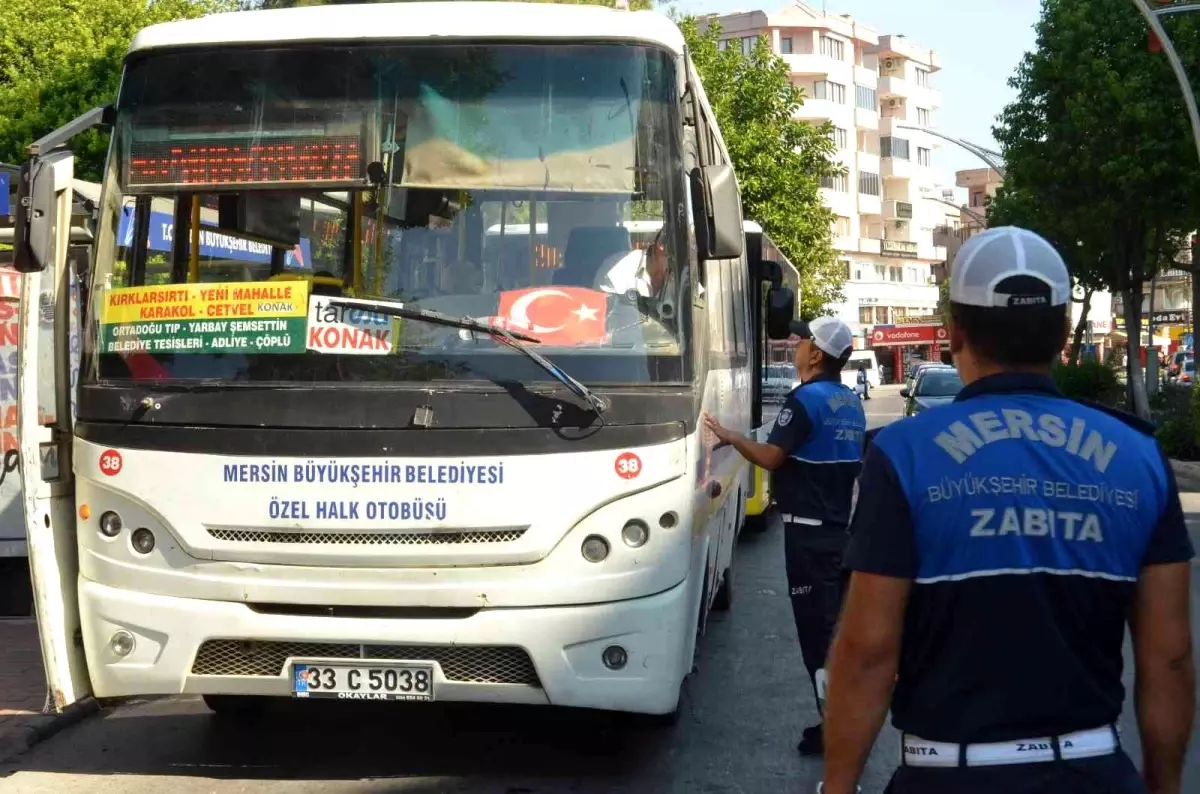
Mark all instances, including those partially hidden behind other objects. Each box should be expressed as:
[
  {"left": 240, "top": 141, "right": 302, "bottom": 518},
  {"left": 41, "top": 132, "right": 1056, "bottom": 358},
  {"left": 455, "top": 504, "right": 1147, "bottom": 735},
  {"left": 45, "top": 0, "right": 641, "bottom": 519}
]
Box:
[
  {"left": 949, "top": 226, "right": 1071, "bottom": 309},
  {"left": 790, "top": 316, "right": 853, "bottom": 359}
]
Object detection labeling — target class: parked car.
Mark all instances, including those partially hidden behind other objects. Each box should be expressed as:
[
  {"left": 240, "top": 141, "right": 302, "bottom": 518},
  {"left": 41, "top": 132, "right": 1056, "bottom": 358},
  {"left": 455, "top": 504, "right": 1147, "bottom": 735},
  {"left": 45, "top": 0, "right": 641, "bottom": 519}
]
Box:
[
  {"left": 904, "top": 361, "right": 952, "bottom": 396},
  {"left": 1176, "top": 359, "right": 1195, "bottom": 387},
  {"left": 762, "top": 363, "right": 798, "bottom": 403},
  {"left": 902, "top": 367, "right": 964, "bottom": 416}
]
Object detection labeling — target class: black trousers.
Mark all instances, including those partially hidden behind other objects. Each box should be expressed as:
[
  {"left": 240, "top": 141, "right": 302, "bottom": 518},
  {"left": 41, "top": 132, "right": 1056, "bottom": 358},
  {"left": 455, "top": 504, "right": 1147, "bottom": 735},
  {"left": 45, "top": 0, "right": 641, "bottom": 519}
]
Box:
[
  {"left": 883, "top": 751, "right": 1147, "bottom": 793},
  {"left": 783, "top": 526, "right": 846, "bottom": 718}
]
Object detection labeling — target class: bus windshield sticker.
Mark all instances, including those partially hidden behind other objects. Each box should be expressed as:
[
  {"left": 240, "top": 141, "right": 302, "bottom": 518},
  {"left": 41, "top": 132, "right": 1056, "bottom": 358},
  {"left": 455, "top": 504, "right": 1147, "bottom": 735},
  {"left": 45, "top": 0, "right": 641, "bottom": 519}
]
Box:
[
  {"left": 307, "top": 295, "right": 402, "bottom": 355},
  {"left": 99, "top": 281, "right": 310, "bottom": 355}
]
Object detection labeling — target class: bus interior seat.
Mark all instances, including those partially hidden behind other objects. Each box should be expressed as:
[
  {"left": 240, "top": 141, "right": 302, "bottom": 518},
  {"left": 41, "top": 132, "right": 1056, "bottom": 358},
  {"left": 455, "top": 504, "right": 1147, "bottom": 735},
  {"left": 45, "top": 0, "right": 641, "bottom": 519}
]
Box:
[{"left": 553, "top": 226, "right": 631, "bottom": 287}]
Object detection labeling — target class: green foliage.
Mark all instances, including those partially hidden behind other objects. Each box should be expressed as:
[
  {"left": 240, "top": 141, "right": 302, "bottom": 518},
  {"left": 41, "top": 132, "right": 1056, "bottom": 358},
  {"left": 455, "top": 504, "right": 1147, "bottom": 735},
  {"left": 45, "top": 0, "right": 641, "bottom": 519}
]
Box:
[
  {"left": 680, "top": 18, "right": 842, "bottom": 317},
  {"left": 992, "top": 0, "right": 1200, "bottom": 417},
  {"left": 0, "top": 0, "right": 236, "bottom": 180},
  {"left": 936, "top": 278, "right": 950, "bottom": 321},
  {"left": 1051, "top": 358, "right": 1124, "bottom": 407},
  {"left": 1151, "top": 385, "right": 1200, "bottom": 461},
  {"left": 246, "top": 0, "right": 656, "bottom": 9}
]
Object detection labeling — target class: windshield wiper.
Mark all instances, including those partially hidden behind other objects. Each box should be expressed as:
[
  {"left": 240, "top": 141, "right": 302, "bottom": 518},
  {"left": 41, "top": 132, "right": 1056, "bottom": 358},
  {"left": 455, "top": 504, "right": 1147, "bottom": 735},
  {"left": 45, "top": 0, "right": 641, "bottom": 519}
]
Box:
[{"left": 324, "top": 297, "right": 609, "bottom": 416}]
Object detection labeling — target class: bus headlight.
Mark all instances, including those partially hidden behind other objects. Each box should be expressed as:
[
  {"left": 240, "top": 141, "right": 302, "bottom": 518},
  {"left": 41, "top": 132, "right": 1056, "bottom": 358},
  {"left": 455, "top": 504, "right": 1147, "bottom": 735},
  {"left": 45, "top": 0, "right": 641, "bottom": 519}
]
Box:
[
  {"left": 581, "top": 535, "right": 610, "bottom": 563},
  {"left": 621, "top": 519, "right": 649, "bottom": 548},
  {"left": 131, "top": 528, "right": 156, "bottom": 555},
  {"left": 98, "top": 511, "right": 123, "bottom": 538}
]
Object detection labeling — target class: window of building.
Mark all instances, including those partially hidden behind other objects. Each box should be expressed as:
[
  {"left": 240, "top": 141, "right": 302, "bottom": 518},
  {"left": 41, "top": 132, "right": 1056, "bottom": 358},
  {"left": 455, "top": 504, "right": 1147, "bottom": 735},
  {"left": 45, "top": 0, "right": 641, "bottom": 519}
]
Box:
[
  {"left": 741, "top": 36, "right": 757, "bottom": 56},
  {"left": 972, "top": 190, "right": 985, "bottom": 207},
  {"left": 889, "top": 266, "right": 903, "bottom": 282},
  {"left": 780, "top": 37, "right": 793, "bottom": 54},
  {"left": 854, "top": 264, "right": 865, "bottom": 281},
  {"left": 915, "top": 67, "right": 931, "bottom": 88},
  {"left": 858, "top": 171, "right": 881, "bottom": 196},
  {"left": 857, "top": 130, "right": 879, "bottom": 155},
  {"left": 859, "top": 306, "right": 874, "bottom": 324},
  {"left": 813, "top": 80, "right": 847, "bottom": 104},
  {"left": 841, "top": 260, "right": 852, "bottom": 280},
  {"left": 819, "top": 35, "right": 845, "bottom": 61},
  {"left": 830, "top": 126, "right": 849, "bottom": 149},
  {"left": 855, "top": 84, "right": 877, "bottom": 112},
  {"left": 821, "top": 173, "right": 849, "bottom": 192},
  {"left": 873, "top": 306, "right": 889, "bottom": 324},
  {"left": 917, "top": 107, "right": 932, "bottom": 127},
  {"left": 874, "top": 264, "right": 886, "bottom": 280},
  {"left": 881, "top": 136, "right": 911, "bottom": 160},
  {"left": 917, "top": 147, "right": 932, "bottom": 167},
  {"left": 907, "top": 266, "right": 919, "bottom": 283},
  {"left": 717, "top": 39, "right": 728, "bottom": 51},
  {"left": 832, "top": 215, "right": 851, "bottom": 236}
]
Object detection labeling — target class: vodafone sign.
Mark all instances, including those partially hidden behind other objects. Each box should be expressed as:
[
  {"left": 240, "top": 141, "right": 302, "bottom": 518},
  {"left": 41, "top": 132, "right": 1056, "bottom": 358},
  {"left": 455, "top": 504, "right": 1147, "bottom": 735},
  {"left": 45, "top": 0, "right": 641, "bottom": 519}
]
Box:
[{"left": 871, "top": 324, "right": 948, "bottom": 347}]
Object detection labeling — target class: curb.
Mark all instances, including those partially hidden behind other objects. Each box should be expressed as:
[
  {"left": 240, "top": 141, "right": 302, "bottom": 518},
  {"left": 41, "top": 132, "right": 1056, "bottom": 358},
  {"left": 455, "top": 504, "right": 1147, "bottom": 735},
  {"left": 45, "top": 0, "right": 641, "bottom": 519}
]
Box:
[
  {"left": 0, "top": 697, "right": 100, "bottom": 766},
  {"left": 1171, "top": 459, "right": 1200, "bottom": 493}
]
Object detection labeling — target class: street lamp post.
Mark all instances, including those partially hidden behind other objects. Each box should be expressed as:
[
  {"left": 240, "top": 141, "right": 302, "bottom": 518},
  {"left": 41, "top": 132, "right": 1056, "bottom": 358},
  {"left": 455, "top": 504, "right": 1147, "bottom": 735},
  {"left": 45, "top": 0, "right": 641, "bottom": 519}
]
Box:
[
  {"left": 895, "top": 124, "right": 1006, "bottom": 176},
  {"left": 1131, "top": 0, "right": 1200, "bottom": 354}
]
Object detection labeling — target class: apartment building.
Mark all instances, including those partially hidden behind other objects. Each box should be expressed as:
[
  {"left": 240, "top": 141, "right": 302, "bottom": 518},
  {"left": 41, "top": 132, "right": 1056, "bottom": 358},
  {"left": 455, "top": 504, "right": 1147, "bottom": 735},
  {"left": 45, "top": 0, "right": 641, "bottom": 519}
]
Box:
[{"left": 699, "top": 4, "right": 949, "bottom": 376}]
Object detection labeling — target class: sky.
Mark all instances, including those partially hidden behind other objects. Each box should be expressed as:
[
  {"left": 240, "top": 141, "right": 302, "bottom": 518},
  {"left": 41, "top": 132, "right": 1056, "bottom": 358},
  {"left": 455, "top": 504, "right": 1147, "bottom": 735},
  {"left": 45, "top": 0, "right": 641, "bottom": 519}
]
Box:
[{"left": 673, "top": 0, "right": 1043, "bottom": 180}]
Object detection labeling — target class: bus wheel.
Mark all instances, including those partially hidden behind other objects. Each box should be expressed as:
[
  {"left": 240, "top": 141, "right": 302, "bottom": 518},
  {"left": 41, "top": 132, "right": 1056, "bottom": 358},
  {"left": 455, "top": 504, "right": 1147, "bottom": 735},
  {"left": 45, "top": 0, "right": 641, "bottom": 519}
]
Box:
[
  {"left": 203, "top": 694, "right": 266, "bottom": 718},
  {"left": 712, "top": 558, "right": 734, "bottom": 612}
]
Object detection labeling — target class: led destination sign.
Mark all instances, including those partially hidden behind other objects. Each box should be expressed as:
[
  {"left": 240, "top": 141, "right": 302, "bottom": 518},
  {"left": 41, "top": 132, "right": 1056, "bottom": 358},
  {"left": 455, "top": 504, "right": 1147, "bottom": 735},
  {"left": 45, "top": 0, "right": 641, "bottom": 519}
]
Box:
[{"left": 126, "top": 136, "right": 364, "bottom": 189}]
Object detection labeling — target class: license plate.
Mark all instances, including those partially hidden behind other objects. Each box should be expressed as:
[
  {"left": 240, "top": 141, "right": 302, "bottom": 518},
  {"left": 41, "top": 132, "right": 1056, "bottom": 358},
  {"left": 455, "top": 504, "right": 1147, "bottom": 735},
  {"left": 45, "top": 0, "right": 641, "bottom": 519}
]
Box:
[{"left": 292, "top": 662, "right": 435, "bottom": 702}]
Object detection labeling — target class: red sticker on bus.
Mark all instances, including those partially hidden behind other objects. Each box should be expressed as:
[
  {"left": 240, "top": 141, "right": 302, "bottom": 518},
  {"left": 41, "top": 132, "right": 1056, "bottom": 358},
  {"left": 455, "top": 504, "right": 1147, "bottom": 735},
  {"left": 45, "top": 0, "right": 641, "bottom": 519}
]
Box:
[
  {"left": 99, "top": 449, "right": 123, "bottom": 477},
  {"left": 615, "top": 451, "right": 642, "bottom": 480}
]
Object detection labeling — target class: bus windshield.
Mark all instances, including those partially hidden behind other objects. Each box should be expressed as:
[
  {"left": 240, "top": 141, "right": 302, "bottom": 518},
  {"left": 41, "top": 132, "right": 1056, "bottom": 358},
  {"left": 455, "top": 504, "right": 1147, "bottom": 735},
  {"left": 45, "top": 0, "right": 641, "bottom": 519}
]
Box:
[{"left": 86, "top": 42, "right": 688, "bottom": 388}]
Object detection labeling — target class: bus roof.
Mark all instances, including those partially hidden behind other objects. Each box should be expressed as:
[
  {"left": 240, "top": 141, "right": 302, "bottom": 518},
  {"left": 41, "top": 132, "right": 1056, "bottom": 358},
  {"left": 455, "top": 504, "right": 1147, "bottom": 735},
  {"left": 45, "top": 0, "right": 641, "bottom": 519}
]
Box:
[{"left": 128, "top": 2, "right": 686, "bottom": 57}]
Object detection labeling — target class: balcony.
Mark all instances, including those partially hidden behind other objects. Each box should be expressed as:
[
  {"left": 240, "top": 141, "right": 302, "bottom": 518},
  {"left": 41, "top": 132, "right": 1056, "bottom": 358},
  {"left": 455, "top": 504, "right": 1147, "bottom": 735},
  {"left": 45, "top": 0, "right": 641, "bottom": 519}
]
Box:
[
  {"left": 854, "top": 107, "right": 878, "bottom": 131},
  {"left": 882, "top": 156, "right": 914, "bottom": 180},
  {"left": 795, "top": 99, "right": 852, "bottom": 127},
  {"left": 858, "top": 193, "right": 883, "bottom": 216},
  {"left": 853, "top": 65, "right": 878, "bottom": 88},
  {"left": 884, "top": 200, "right": 914, "bottom": 221},
  {"left": 785, "top": 54, "right": 853, "bottom": 82},
  {"left": 877, "top": 75, "right": 910, "bottom": 98},
  {"left": 858, "top": 238, "right": 882, "bottom": 255}
]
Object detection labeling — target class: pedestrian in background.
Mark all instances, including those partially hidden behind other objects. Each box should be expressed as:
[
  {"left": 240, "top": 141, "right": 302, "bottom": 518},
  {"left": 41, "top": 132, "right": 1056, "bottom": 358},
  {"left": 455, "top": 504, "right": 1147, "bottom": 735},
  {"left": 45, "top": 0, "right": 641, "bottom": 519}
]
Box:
[
  {"left": 705, "top": 316, "right": 866, "bottom": 757},
  {"left": 819, "top": 226, "right": 1195, "bottom": 794}
]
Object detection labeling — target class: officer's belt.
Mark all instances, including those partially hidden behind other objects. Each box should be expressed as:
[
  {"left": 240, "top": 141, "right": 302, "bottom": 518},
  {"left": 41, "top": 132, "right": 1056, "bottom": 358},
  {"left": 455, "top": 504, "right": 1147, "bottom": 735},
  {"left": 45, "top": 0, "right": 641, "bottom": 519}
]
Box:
[
  {"left": 900, "top": 724, "right": 1118, "bottom": 768},
  {"left": 780, "top": 514, "right": 823, "bottom": 527}
]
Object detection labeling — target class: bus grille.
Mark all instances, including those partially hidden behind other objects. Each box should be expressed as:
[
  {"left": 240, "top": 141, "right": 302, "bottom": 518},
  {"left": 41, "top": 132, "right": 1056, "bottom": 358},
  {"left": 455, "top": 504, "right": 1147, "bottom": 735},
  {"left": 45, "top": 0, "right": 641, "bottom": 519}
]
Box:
[
  {"left": 206, "top": 527, "right": 527, "bottom": 546},
  {"left": 191, "top": 640, "right": 541, "bottom": 686}
]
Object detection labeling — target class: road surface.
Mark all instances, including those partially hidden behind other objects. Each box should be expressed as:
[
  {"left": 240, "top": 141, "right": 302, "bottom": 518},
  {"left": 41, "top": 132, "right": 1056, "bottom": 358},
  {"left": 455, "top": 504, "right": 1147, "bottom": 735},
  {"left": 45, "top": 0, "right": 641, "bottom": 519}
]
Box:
[{"left": 1, "top": 390, "right": 1197, "bottom": 793}]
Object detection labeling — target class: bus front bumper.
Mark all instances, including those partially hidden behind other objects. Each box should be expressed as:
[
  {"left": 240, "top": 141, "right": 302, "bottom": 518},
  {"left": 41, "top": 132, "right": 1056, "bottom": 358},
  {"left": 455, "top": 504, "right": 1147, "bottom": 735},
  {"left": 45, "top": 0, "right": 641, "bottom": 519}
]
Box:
[{"left": 78, "top": 576, "right": 692, "bottom": 715}]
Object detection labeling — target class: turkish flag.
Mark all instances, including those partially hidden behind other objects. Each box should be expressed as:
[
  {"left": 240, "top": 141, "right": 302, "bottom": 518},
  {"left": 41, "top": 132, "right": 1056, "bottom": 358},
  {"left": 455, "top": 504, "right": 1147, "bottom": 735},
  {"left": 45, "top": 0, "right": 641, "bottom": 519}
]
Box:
[{"left": 496, "top": 287, "right": 608, "bottom": 346}]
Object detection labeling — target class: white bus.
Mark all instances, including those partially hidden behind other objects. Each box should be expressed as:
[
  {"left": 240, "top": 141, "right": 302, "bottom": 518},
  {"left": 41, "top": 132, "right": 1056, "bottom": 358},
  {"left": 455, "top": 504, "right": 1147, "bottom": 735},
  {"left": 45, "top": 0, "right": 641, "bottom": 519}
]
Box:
[{"left": 10, "top": 2, "right": 794, "bottom": 722}]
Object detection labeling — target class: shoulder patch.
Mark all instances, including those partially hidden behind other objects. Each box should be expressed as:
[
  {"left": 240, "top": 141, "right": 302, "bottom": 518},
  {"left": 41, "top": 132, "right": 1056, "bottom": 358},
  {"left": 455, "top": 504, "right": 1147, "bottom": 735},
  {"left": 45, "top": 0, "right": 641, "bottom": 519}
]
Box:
[
  {"left": 777, "top": 408, "right": 793, "bottom": 427},
  {"left": 1072, "top": 398, "right": 1157, "bottom": 437}
]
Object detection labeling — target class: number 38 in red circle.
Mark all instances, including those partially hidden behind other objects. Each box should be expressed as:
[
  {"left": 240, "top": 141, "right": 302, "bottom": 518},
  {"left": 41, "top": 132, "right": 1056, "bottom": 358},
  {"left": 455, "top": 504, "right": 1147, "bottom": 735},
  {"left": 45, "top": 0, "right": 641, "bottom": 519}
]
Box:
[
  {"left": 99, "top": 449, "right": 123, "bottom": 476},
  {"left": 614, "top": 451, "right": 642, "bottom": 479}
]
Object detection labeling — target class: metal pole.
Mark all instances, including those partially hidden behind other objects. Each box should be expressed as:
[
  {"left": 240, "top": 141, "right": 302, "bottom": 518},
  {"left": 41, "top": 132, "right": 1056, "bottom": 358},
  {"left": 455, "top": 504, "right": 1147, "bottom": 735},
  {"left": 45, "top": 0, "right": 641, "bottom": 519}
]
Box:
[
  {"left": 896, "top": 124, "right": 1007, "bottom": 176},
  {"left": 1131, "top": 0, "right": 1200, "bottom": 359}
]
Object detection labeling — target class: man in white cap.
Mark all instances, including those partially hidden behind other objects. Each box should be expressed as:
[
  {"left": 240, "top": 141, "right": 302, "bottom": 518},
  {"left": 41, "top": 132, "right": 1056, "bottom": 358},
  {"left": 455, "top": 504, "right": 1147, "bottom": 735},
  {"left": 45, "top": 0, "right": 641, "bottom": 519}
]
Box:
[
  {"left": 820, "top": 227, "right": 1195, "bottom": 794},
  {"left": 705, "top": 315, "right": 866, "bottom": 757}
]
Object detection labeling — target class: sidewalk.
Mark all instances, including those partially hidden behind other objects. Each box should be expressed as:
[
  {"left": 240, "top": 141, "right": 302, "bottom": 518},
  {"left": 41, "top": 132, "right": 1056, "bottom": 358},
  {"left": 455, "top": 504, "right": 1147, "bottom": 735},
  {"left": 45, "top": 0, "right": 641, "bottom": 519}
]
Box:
[{"left": 0, "top": 619, "right": 53, "bottom": 764}]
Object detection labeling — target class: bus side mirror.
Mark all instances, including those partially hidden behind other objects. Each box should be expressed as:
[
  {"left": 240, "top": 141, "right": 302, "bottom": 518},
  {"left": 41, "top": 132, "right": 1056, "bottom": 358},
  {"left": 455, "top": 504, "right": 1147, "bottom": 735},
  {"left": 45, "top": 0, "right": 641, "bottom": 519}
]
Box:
[
  {"left": 690, "top": 163, "right": 743, "bottom": 261},
  {"left": 766, "top": 285, "right": 795, "bottom": 340},
  {"left": 12, "top": 151, "right": 74, "bottom": 274},
  {"left": 11, "top": 160, "right": 40, "bottom": 272}
]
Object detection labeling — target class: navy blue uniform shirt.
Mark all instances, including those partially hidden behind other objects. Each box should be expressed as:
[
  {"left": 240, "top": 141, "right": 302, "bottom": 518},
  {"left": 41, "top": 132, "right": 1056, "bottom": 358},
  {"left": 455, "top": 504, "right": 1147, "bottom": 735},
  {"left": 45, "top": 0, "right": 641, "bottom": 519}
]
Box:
[
  {"left": 845, "top": 373, "right": 1195, "bottom": 743},
  {"left": 769, "top": 373, "right": 867, "bottom": 547}
]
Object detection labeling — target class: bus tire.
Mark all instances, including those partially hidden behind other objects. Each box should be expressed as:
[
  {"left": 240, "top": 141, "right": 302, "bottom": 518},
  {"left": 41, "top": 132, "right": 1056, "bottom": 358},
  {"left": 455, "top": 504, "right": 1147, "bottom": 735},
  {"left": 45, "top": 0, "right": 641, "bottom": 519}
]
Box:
[
  {"left": 743, "top": 504, "right": 775, "bottom": 534},
  {"left": 203, "top": 694, "right": 266, "bottom": 718},
  {"left": 712, "top": 559, "right": 734, "bottom": 612}
]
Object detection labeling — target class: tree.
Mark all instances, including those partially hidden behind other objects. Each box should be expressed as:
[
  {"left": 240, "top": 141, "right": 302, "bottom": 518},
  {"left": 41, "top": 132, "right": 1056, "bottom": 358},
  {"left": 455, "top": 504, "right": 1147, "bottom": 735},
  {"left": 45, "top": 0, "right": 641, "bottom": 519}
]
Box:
[
  {"left": 681, "top": 18, "right": 843, "bottom": 317},
  {"left": 0, "top": 0, "right": 237, "bottom": 179},
  {"left": 991, "top": 0, "right": 1200, "bottom": 418}
]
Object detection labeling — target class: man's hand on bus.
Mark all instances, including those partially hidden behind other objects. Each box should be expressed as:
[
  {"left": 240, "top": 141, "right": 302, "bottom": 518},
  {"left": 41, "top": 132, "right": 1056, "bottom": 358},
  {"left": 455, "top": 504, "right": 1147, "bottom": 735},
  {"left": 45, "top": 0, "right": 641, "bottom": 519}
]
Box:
[{"left": 703, "top": 413, "right": 786, "bottom": 471}]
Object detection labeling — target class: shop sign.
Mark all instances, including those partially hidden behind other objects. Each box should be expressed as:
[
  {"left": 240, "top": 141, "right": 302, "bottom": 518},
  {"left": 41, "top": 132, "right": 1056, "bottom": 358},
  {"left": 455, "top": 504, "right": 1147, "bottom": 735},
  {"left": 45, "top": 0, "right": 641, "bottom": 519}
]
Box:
[{"left": 870, "top": 324, "right": 948, "bottom": 347}]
